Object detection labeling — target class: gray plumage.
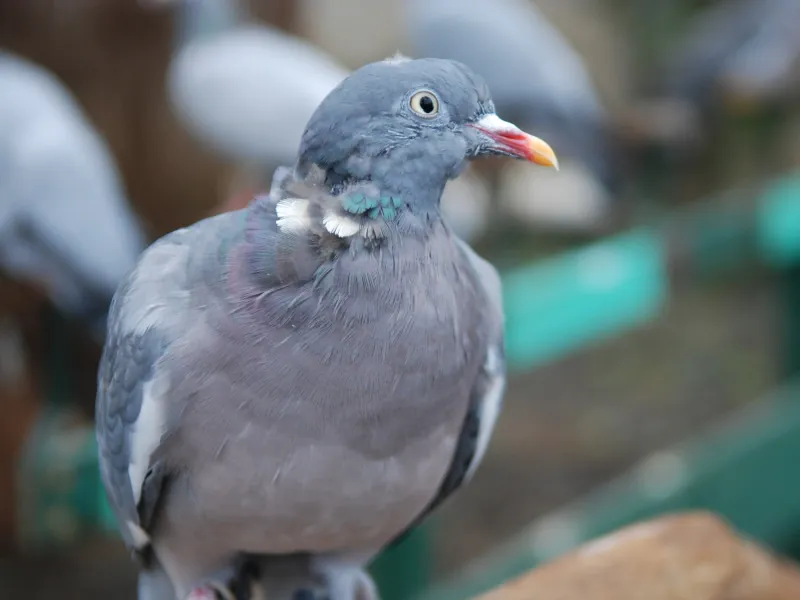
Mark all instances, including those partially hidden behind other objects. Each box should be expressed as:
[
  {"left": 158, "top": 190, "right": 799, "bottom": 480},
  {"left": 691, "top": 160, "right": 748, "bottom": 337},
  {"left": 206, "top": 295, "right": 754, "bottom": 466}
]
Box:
[
  {"left": 0, "top": 51, "right": 146, "bottom": 337},
  {"left": 96, "top": 56, "right": 554, "bottom": 600}
]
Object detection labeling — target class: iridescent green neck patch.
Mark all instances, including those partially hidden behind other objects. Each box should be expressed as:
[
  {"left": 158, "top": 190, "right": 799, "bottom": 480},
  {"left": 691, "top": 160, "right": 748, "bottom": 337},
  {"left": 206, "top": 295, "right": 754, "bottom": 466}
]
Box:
[{"left": 341, "top": 194, "right": 404, "bottom": 220}]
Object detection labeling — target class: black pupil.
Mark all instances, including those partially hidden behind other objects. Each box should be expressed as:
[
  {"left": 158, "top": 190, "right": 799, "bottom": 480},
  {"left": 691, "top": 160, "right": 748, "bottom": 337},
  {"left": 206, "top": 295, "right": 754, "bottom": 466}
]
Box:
[{"left": 419, "top": 95, "right": 435, "bottom": 113}]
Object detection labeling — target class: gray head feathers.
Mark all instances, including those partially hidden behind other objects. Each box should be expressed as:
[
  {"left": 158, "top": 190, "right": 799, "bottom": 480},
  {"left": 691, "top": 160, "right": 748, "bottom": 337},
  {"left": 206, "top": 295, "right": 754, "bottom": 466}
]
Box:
[
  {"left": 263, "top": 57, "right": 558, "bottom": 240},
  {"left": 296, "top": 58, "right": 496, "bottom": 210}
]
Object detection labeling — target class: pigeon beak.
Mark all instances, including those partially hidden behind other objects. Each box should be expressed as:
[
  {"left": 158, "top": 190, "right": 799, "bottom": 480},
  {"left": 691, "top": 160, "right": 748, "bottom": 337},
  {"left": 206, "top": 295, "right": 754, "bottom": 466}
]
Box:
[{"left": 470, "top": 114, "right": 559, "bottom": 170}]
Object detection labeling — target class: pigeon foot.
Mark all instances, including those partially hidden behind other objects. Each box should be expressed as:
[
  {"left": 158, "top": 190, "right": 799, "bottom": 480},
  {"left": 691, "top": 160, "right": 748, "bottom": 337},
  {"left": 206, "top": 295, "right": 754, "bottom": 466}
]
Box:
[
  {"left": 186, "top": 584, "right": 232, "bottom": 600},
  {"left": 321, "top": 567, "right": 378, "bottom": 600},
  {"left": 185, "top": 558, "right": 262, "bottom": 600},
  {"left": 292, "top": 588, "right": 331, "bottom": 600}
]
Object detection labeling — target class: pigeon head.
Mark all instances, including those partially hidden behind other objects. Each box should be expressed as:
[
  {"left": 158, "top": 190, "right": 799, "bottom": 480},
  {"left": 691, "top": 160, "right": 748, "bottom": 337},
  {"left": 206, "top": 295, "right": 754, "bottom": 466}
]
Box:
[{"left": 296, "top": 56, "right": 558, "bottom": 213}]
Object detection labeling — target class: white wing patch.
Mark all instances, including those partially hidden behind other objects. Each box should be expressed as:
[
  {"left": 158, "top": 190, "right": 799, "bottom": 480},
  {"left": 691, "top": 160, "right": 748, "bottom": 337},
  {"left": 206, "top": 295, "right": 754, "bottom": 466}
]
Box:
[
  {"left": 275, "top": 198, "right": 312, "bottom": 234},
  {"left": 126, "top": 520, "right": 151, "bottom": 548},
  {"left": 276, "top": 199, "right": 363, "bottom": 238},
  {"left": 128, "top": 378, "right": 167, "bottom": 505},
  {"left": 466, "top": 346, "right": 505, "bottom": 480}
]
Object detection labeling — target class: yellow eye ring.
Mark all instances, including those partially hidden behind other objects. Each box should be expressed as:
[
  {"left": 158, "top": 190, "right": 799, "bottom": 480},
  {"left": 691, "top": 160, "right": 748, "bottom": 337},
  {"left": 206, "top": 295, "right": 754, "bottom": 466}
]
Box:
[{"left": 409, "top": 91, "right": 440, "bottom": 117}]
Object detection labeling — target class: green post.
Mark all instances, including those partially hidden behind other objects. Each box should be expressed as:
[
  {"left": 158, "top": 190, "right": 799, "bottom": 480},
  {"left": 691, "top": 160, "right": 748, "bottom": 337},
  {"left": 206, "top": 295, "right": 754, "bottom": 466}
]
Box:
[
  {"left": 371, "top": 526, "right": 433, "bottom": 600},
  {"left": 756, "top": 173, "right": 800, "bottom": 377},
  {"left": 782, "top": 266, "right": 800, "bottom": 378},
  {"left": 778, "top": 262, "right": 800, "bottom": 561}
]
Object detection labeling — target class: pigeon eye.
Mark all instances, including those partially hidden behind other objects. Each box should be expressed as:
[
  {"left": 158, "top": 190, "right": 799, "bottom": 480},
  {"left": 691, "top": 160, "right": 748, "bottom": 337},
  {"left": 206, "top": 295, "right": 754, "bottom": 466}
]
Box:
[{"left": 409, "top": 91, "right": 439, "bottom": 117}]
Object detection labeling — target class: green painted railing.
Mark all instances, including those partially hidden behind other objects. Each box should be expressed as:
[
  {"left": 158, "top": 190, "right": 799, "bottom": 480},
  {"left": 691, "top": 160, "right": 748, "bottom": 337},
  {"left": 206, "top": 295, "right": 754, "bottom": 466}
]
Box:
[
  {"left": 502, "top": 229, "right": 667, "bottom": 370},
  {"left": 758, "top": 176, "right": 800, "bottom": 268}
]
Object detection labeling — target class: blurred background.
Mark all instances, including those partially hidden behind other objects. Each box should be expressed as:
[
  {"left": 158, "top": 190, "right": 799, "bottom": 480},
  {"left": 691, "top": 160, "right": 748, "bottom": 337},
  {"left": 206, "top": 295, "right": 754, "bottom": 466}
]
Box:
[{"left": 0, "top": 0, "right": 799, "bottom": 599}]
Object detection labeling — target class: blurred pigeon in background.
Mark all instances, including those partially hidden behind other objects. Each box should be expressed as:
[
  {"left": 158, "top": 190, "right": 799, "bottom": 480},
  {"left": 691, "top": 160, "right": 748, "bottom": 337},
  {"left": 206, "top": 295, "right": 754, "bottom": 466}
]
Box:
[
  {"left": 660, "top": 0, "right": 800, "bottom": 120},
  {"left": 406, "top": 0, "right": 619, "bottom": 234},
  {"left": 96, "top": 57, "right": 558, "bottom": 600},
  {"left": 0, "top": 51, "right": 147, "bottom": 339},
  {"left": 166, "top": 0, "right": 349, "bottom": 175}
]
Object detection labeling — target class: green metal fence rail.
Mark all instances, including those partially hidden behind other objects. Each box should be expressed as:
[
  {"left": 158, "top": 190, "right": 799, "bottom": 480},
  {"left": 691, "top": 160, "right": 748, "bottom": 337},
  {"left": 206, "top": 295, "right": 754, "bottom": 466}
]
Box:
[{"left": 12, "top": 172, "right": 800, "bottom": 599}]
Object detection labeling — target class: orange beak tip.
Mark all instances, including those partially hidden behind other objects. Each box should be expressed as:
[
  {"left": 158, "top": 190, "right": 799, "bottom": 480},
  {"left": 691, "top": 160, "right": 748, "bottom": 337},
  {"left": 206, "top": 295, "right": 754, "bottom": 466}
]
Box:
[{"left": 528, "top": 136, "right": 559, "bottom": 171}]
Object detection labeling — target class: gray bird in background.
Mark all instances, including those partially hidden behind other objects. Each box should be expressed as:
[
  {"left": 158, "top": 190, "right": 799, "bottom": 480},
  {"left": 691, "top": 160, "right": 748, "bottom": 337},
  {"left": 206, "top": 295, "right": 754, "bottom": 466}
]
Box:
[
  {"left": 660, "top": 0, "right": 800, "bottom": 115},
  {"left": 406, "top": 0, "right": 618, "bottom": 232},
  {"left": 96, "top": 56, "right": 558, "bottom": 600},
  {"left": 0, "top": 51, "right": 147, "bottom": 339},
  {"left": 166, "top": 0, "right": 349, "bottom": 174}
]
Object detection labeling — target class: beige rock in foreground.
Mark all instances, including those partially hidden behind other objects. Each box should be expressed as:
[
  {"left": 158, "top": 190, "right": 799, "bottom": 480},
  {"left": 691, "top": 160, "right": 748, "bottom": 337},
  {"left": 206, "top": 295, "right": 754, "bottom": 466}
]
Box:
[{"left": 477, "top": 512, "right": 800, "bottom": 600}]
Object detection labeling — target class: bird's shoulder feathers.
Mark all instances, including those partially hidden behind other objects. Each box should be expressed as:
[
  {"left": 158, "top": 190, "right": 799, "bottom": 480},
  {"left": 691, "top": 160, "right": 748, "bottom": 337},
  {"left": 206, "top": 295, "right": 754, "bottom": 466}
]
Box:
[{"left": 95, "top": 218, "right": 229, "bottom": 557}]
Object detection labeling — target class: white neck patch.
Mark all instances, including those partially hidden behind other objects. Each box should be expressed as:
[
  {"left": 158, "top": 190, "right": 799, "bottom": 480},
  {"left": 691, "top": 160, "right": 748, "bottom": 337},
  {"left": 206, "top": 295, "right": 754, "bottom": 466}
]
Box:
[{"left": 275, "top": 198, "right": 365, "bottom": 239}]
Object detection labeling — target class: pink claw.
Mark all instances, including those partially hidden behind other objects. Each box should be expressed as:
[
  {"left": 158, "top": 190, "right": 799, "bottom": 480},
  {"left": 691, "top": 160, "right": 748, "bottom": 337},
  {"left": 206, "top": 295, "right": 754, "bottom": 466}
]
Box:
[{"left": 186, "top": 586, "right": 219, "bottom": 600}]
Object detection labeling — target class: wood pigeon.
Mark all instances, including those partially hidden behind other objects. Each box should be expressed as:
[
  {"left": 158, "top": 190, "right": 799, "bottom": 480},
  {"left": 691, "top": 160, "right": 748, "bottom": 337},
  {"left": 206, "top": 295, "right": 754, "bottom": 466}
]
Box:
[
  {"left": 96, "top": 56, "right": 558, "bottom": 600},
  {"left": 660, "top": 0, "right": 800, "bottom": 114}
]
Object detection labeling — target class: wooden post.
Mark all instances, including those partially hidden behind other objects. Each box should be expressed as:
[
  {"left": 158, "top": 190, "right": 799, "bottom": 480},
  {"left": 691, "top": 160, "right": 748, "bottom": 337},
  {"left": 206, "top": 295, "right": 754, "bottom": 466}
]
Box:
[{"left": 476, "top": 512, "right": 800, "bottom": 600}]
